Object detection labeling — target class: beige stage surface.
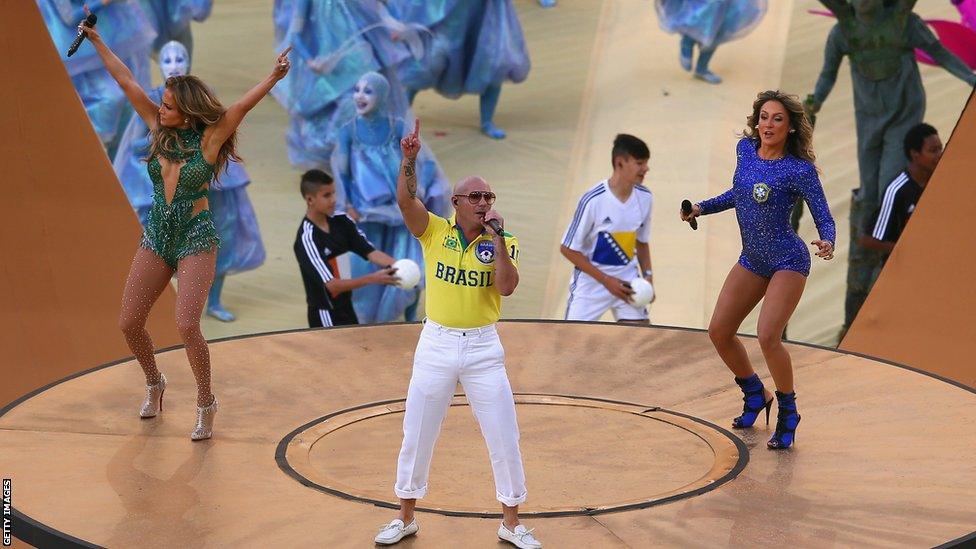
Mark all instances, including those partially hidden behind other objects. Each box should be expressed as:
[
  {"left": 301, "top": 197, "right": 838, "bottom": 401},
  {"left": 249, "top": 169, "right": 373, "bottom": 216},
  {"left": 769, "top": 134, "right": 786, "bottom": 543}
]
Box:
[
  {"left": 2, "top": 323, "right": 975, "bottom": 547},
  {"left": 168, "top": 0, "right": 975, "bottom": 346}
]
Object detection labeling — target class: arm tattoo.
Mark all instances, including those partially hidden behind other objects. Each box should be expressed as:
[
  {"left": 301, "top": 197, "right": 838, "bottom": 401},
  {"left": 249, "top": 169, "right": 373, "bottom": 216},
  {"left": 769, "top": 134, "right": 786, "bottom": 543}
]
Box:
[{"left": 404, "top": 158, "right": 417, "bottom": 198}]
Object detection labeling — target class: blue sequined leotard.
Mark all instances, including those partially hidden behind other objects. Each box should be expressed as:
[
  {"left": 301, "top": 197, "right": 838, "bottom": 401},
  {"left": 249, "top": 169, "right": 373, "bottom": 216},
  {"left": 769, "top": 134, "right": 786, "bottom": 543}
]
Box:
[
  {"left": 698, "top": 138, "right": 835, "bottom": 278},
  {"left": 141, "top": 126, "right": 220, "bottom": 268}
]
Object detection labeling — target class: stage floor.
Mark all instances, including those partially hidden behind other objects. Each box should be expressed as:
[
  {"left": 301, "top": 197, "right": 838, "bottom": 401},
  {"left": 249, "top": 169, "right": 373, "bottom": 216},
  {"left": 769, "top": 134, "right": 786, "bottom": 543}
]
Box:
[{"left": 3, "top": 322, "right": 974, "bottom": 547}]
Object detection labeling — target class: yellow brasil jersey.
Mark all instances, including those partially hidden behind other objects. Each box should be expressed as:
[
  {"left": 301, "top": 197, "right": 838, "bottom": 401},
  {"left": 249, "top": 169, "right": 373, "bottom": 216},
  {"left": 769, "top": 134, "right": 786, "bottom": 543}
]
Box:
[{"left": 418, "top": 212, "right": 519, "bottom": 328}]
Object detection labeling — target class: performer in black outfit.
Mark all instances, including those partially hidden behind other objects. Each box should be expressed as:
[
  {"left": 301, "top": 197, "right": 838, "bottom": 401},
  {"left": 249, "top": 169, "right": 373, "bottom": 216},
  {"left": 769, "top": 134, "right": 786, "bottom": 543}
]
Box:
[{"left": 294, "top": 170, "right": 400, "bottom": 327}]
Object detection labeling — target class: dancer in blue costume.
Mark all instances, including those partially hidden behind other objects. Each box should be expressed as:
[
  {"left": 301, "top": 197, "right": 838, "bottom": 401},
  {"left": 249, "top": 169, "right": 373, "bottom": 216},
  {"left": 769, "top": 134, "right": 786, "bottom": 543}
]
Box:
[
  {"left": 655, "top": 0, "right": 768, "bottom": 84},
  {"left": 332, "top": 72, "right": 451, "bottom": 323},
  {"left": 37, "top": 0, "right": 156, "bottom": 147},
  {"left": 682, "top": 91, "right": 835, "bottom": 450},
  {"left": 139, "top": 0, "right": 213, "bottom": 57},
  {"left": 272, "top": 0, "right": 414, "bottom": 169},
  {"left": 113, "top": 41, "right": 266, "bottom": 323},
  {"left": 386, "top": 0, "right": 531, "bottom": 139}
]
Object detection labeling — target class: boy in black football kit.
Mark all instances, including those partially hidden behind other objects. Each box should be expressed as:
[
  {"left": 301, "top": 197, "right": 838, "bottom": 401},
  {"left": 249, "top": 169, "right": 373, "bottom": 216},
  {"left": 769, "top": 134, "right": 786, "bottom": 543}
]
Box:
[
  {"left": 851, "top": 123, "right": 942, "bottom": 317},
  {"left": 859, "top": 123, "right": 942, "bottom": 257},
  {"left": 294, "top": 170, "right": 401, "bottom": 327}
]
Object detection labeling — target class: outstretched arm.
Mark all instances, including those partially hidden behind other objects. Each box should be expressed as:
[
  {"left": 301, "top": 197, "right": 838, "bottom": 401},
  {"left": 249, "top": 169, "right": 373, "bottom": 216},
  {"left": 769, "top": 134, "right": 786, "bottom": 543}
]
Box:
[
  {"left": 696, "top": 188, "right": 736, "bottom": 215},
  {"left": 397, "top": 119, "right": 431, "bottom": 237},
  {"left": 799, "top": 167, "right": 836, "bottom": 260},
  {"left": 912, "top": 17, "right": 976, "bottom": 86},
  {"left": 367, "top": 250, "right": 396, "bottom": 267},
  {"left": 80, "top": 20, "right": 157, "bottom": 127},
  {"left": 204, "top": 47, "right": 292, "bottom": 161},
  {"left": 325, "top": 269, "right": 400, "bottom": 296},
  {"left": 811, "top": 25, "right": 847, "bottom": 109},
  {"left": 923, "top": 43, "right": 976, "bottom": 85}
]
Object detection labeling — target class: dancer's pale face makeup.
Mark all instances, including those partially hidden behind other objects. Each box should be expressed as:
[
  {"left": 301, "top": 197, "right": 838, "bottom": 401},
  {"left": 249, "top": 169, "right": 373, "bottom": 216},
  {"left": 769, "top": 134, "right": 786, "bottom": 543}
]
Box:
[
  {"left": 757, "top": 100, "right": 790, "bottom": 153},
  {"left": 160, "top": 46, "right": 189, "bottom": 79},
  {"left": 353, "top": 78, "right": 378, "bottom": 116},
  {"left": 158, "top": 88, "right": 186, "bottom": 128}
]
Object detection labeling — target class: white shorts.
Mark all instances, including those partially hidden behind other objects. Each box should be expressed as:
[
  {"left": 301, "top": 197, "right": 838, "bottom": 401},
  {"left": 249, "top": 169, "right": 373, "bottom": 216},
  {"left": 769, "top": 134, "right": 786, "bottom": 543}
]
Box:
[{"left": 564, "top": 270, "right": 648, "bottom": 321}]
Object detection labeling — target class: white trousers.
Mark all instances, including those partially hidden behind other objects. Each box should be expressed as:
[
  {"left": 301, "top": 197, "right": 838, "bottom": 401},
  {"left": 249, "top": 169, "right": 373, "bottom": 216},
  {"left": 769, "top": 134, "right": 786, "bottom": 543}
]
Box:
[{"left": 394, "top": 319, "right": 528, "bottom": 506}]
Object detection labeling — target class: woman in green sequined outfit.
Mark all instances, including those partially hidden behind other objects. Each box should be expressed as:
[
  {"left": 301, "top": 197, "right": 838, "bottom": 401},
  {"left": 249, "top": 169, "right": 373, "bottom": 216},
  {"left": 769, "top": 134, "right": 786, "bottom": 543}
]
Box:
[{"left": 81, "top": 17, "right": 291, "bottom": 440}]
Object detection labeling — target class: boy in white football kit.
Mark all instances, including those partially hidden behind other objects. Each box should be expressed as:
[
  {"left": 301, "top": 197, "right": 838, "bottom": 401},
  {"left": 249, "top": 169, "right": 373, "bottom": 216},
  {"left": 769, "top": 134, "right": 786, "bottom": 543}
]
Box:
[{"left": 561, "top": 134, "right": 655, "bottom": 322}]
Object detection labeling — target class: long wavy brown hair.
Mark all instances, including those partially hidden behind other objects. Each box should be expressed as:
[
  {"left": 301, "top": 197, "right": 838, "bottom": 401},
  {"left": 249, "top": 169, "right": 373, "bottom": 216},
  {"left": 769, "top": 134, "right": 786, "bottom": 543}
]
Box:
[
  {"left": 741, "top": 90, "right": 816, "bottom": 166},
  {"left": 148, "top": 75, "right": 240, "bottom": 182}
]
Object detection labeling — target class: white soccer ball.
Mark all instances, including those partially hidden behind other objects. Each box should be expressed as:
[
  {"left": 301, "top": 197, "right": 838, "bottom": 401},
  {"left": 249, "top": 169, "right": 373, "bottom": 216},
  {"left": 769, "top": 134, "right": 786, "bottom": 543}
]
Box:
[
  {"left": 393, "top": 258, "right": 421, "bottom": 290},
  {"left": 629, "top": 277, "right": 655, "bottom": 308}
]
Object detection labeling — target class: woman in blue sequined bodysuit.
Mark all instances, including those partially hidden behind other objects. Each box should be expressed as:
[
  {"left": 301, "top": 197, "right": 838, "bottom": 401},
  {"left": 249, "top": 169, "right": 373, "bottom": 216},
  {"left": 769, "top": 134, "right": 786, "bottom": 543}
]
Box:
[
  {"left": 682, "top": 91, "right": 836, "bottom": 450},
  {"left": 81, "top": 17, "right": 292, "bottom": 441}
]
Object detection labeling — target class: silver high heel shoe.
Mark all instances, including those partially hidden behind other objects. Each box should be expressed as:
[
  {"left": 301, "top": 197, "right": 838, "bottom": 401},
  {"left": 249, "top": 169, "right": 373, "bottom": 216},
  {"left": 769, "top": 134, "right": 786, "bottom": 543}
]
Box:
[
  {"left": 190, "top": 396, "right": 219, "bottom": 441},
  {"left": 139, "top": 374, "right": 167, "bottom": 418}
]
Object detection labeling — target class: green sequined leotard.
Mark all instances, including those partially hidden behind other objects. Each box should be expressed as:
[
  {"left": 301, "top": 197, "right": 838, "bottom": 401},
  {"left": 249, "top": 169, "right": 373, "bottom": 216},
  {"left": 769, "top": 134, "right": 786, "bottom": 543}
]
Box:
[{"left": 141, "top": 126, "right": 220, "bottom": 268}]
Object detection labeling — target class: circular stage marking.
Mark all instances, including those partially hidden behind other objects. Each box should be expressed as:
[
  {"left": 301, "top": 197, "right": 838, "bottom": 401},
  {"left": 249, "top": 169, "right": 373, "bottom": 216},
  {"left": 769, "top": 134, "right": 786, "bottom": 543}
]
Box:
[{"left": 277, "top": 393, "right": 748, "bottom": 518}]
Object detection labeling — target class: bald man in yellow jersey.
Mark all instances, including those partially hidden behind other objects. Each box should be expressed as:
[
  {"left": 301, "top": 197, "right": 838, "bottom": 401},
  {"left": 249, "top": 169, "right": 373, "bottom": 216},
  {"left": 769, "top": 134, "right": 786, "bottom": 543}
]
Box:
[{"left": 373, "top": 121, "right": 542, "bottom": 549}]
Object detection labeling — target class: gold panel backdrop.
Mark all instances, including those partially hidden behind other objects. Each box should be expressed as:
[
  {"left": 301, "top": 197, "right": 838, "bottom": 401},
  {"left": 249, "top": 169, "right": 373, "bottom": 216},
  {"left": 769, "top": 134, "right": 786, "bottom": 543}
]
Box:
[
  {"left": 842, "top": 91, "right": 976, "bottom": 388},
  {"left": 0, "top": 2, "right": 180, "bottom": 408}
]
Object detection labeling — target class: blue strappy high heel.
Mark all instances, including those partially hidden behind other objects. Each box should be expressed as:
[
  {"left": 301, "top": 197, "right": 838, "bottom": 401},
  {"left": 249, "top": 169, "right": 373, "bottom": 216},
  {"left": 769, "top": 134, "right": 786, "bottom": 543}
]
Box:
[
  {"left": 767, "top": 391, "right": 801, "bottom": 450},
  {"left": 732, "top": 374, "right": 773, "bottom": 429}
]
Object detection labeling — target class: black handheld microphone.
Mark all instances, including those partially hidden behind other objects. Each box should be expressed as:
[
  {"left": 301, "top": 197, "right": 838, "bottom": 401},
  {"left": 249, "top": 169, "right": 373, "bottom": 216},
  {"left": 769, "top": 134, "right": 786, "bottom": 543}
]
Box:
[
  {"left": 681, "top": 199, "right": 698, "bottom": 230},
  {"left": 67, "top": 13, "right": 98, "bottom": 57},
  {"left": 487, "top": 219, "right": 504, "bottom": 237}
]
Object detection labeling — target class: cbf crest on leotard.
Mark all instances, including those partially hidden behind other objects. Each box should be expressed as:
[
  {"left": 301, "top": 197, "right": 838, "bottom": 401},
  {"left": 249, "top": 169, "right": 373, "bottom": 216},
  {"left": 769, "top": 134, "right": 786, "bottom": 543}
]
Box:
[{"left": 752, "top": 182, "right": 770, "bottom": 203}]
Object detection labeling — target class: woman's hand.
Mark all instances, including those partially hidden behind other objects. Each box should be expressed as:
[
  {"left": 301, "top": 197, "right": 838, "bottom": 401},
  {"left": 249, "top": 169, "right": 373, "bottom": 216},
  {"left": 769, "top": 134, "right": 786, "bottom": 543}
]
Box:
[
  {"left": 272, "top": 46, "right": 292, "bottom": 80},
  {"left": 812, "top": 240, "right": 834, "bottom": 260},
  {"left": 679, "top": 203, "right": 701, "bottom": 222},
  {"left": 77, "top": 6, "right": 103, "bottom": 44}
]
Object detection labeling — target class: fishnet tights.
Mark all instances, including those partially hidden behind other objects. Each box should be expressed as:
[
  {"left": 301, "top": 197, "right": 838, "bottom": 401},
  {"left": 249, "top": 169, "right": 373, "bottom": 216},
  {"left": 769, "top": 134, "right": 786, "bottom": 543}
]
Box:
[{"left": 119, "top": 247, "right": 217, "bottom": 407}]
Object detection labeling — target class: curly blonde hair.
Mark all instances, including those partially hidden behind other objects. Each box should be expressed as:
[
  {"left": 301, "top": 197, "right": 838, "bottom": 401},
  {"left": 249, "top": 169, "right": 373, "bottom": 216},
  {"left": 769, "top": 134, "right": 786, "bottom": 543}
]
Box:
[
  {"left": 148, "top": 75, "right": 241, "bottom": 181},
  {"left": 741, "top": 90, "right": 816, "bottom": 166}
]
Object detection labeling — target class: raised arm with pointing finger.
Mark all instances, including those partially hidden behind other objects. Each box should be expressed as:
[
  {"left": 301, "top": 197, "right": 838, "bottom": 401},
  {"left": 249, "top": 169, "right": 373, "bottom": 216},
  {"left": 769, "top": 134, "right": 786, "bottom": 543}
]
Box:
[{"left": 396, "top": 119, "right": 431, "bottom": 237}]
